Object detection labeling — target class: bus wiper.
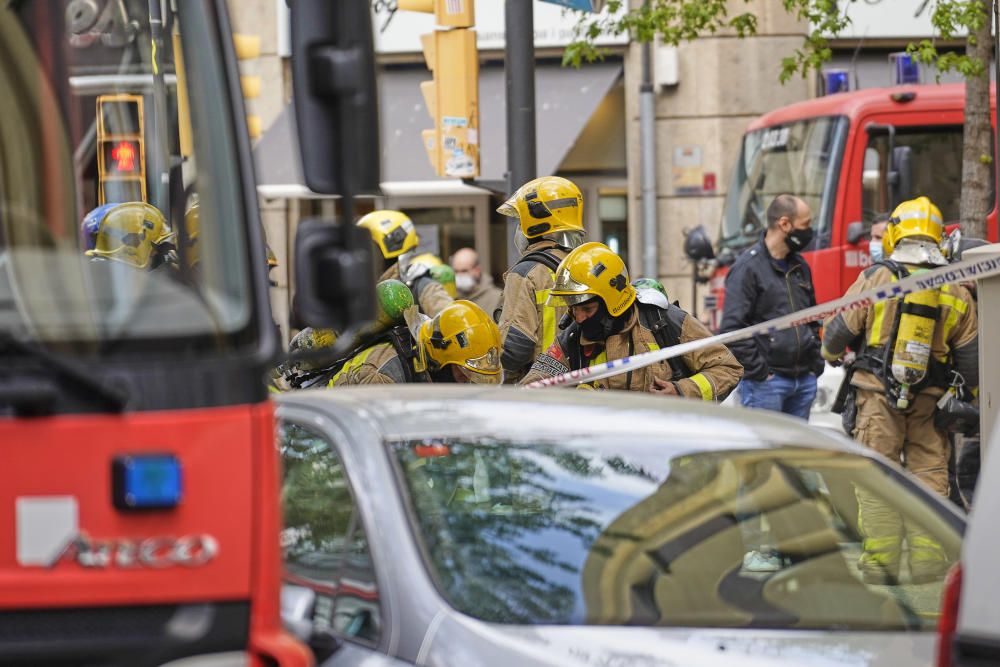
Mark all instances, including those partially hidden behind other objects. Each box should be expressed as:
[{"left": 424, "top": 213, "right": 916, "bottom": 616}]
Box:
[{"left": 0, "top": 333, "right": 129, "bottom": 414}]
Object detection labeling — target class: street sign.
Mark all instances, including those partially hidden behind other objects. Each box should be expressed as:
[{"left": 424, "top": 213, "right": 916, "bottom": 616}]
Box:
[{"left": 538, "top": 0, "right": 605, "bottom": 12}]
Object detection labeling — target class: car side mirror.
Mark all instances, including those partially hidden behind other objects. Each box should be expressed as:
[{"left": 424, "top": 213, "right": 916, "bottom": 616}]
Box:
[
  {"left": 846, "top": 221, "right": 866, "bottom": 245},
  {"left": 290, "top": 0, "right": 379, "bottom": 196},
  {"left": 280, "top": 584, "right": 343, "bottom": 661},
  {"left": 292, "top": 218, "right": 376, "bottom": 329}
]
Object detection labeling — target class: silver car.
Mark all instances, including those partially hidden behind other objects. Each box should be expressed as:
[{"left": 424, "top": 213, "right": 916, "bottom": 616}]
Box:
[{"left": 276, "top": 386, "right": 963, "bottom": 666}]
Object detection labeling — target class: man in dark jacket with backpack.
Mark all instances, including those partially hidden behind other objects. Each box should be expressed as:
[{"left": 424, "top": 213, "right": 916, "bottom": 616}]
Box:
[
  {"left": 720, "top": 194, "right": 823, "bottom": 418},
  {"left": 521, "top": 243, "right": 742, "bottom": 399}
]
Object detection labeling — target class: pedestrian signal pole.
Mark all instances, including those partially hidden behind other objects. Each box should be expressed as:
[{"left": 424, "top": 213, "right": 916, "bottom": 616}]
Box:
[{"left": 399, "top": 0, "right": 480, "bottom": 179}]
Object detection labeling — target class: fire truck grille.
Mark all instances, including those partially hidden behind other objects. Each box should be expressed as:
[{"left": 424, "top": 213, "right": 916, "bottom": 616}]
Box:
[
  {"left": 0, "top": 602, "right": 249, "bottom": 665},
  {"left": 0, "top": 604, "right": 176, "bottom": 643}
]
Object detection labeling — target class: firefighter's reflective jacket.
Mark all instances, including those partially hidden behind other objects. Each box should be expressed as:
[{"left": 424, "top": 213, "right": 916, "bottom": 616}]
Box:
[
  {"left": 497, "top": 240, "right": 569, "bottom": 378},
  {"left": 326, "top": 328, "right": 423, "bottom": 386},
  {"left": 521, "top": 302, "right": 743, "bottom": 399}
]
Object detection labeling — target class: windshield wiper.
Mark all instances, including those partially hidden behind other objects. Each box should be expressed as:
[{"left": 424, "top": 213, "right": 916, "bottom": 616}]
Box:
[{"left": 0, "top": 333, "right": 129, "bottom": 414}]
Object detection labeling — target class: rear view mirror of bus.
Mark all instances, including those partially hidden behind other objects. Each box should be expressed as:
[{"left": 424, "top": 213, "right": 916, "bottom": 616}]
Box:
[{"left": 290, "top": 0, "right": 380, "bottom": 197}]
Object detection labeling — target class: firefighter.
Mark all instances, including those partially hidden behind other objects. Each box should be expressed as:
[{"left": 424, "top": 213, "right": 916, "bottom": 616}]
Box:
[
  {"left": 496, "top": 176, "right": 588, "bottom": 381},
  {"left": 328, "top": 300, "right": 502, "bottom": 386},
  {"left": 521, "top": 242, "right": 743, "bottom": 399},
  {"left": 357, "top": 210, "right": 453, "bottom": 316},
  {"left": 822, "top": 196, "right": 978, "bottom": 585},
  {"left": 80, "top": 201, "right": 174, "bottom": 269}
]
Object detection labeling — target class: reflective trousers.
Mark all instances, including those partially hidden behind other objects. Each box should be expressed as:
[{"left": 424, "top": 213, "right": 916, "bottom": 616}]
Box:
[{"left": 852, "top": 388, "right": 949, "bottom": 578}]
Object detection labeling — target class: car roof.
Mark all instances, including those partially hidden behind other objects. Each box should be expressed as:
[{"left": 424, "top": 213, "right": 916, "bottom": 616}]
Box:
[{"left": 276, "top": 385, "right": 865, "bottom": 454}]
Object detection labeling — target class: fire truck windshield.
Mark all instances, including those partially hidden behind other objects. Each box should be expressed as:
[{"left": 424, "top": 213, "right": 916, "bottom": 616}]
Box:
[
  {"left": 720, "top": 116, "right": 848, "bottom": 250},
  {"left": 0, "top": 2, "right": 259, "bottom": 354}
]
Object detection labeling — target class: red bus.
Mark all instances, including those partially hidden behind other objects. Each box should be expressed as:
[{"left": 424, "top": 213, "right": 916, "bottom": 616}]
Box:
[
  {"left": 700, "top": 83, "right": 997, "bottom": 329},
  {"left": 0, "top": 1, "right": 376, "bottom": 665}
]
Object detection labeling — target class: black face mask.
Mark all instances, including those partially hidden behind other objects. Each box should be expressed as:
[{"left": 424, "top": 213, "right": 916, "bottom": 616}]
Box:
[
  {"left": 786, "top": 227, "right": 814, "bottom": 253},
  {"left": 578, "top": 302, "right": 628, "bottom": 342}
]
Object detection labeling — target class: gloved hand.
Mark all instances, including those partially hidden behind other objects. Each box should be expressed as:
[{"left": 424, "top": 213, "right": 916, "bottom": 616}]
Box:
[
  {"left": 821, "top": 345, "right": 843, "bottom": 367},
  {"left": 399, "top": 260, "right": 430, "bottom": 287}
]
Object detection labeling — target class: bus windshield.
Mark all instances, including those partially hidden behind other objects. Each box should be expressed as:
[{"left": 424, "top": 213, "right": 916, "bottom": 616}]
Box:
[
  {"left": 720, "top": 116, "right": 848, "bottom": 251},
  {"left": 0, "top": 1, "right": 256, "bottom": 355}
]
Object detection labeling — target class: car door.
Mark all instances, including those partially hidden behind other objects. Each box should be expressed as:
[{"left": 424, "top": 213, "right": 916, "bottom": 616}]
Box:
[
  {"left": 952, "top": 427, "right": 1000, "bottom": 666},
  {"left": 278, "top": 419, "right": 409, "bottom": 666}
]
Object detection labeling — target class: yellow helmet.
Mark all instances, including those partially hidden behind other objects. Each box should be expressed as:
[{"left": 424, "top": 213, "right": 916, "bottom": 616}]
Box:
[
  {"left": 81, "top": 201, "right": 170, "bottom": 268},
  {"left": 497, "top": 176, "right": 584, "bottom": 239},
  {"left": 885, "top": 196, "right": 944, "bottom": 254},
  {"left": 547, "top": 242, "right": 635, "bottom": 317},
  {"left": 357, "top": 210, "right": 418, "bottom": 260},
  {"left": 415, "top": 300, "right": 503, "bottom": 384}
]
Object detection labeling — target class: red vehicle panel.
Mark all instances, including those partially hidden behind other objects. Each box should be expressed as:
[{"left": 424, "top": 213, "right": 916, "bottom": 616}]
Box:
[{"left": 708, "top": 83, "right": 997, "bottom": 325}]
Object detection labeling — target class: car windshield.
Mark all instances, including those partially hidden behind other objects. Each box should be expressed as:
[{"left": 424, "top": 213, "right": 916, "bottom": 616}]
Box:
[
  {"left": 720, "top": 116, "right": 847, "bottom": 251},
  {"left": 0, "top": 1, "right": 254, "bottom": 355},
  {"left": 393, "top": 439, "right": 960, "bottom": 631}
]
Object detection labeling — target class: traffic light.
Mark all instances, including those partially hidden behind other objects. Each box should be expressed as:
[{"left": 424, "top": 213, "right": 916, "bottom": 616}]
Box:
[
  {"left": 399, "top": 0, "right": 479, "bottom": 178},
  {"left": 96, "top": 94, "right": 146, "bottom": 204},
  {"left": 233, "top": 33, "right": 262, "bottom": 140}
]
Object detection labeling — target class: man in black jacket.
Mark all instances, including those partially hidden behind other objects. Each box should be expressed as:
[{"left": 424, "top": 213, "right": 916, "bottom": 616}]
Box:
[{"left": 720, "top": 194, "right": 823, "bottom": 419}]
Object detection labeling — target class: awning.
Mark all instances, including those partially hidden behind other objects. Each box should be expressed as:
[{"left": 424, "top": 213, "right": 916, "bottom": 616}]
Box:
[{"left": 254, "top": 60, "right": 623, "bottom": 197}]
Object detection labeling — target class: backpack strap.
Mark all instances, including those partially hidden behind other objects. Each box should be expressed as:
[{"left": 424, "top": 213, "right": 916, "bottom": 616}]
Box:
[
  {"left": 638, "top": 302, "right": 690, "bottom": 380},
  {"left": 516, "top": 249, "right": 562, "bottom": 273}
]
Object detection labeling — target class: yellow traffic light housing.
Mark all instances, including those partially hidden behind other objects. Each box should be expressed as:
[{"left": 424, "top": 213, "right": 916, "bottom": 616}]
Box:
[
  {"left": 96, "top": 94, "right": 146, "bottom": 204},
  {"left": 401, "top": 0, "right": 479, "bottom": 178},
  {"left": 233, "top": 33, "right": 262, "bottom": 139},
  {"left": 398, "top": 0, "right": 474, "bottom": 27}
]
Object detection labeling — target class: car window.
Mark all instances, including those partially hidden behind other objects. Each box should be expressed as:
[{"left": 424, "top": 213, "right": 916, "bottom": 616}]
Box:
[
  {"left": 279, "top": 422, "right": 381, "bottom": 646},
  {"left": 392, "top": 440, "right": 960, "bottom": 631}
]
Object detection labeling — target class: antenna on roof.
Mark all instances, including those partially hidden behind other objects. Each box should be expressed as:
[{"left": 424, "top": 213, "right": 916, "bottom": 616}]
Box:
[{"left": 849, "top": 27, "right": 866, "bottom": 91}]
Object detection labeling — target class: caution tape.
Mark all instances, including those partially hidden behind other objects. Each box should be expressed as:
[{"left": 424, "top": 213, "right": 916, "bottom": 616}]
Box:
[{"left": 525, "top": 252, "right": 1000, "bottom": 389}]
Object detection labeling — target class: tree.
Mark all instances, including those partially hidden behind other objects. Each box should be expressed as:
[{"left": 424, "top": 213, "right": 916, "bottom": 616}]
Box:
[{"left": 564, "top": 0, "right": 994, "bottom": 238}]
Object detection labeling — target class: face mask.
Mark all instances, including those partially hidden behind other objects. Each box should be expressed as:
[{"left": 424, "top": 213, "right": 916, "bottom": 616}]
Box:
[
  {"left": 455, "top": 272, "right": 476, "bottom": 293},
  {"left": 578, "top": 302, "right": 628, "bottom": 342},
  {"left": 869, "top": 239, "right": 883, "bottom": 263},
  {"left": 786, "top": 227, "right": 814, "bottom": 252}
]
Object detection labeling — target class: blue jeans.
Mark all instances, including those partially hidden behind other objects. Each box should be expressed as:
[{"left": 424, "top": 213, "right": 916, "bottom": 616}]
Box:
[{"left": 739, "top": 372, "right": 817, "bottom": 419}]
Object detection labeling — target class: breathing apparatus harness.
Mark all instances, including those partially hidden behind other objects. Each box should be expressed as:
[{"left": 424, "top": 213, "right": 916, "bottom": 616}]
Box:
[{"left": 851, "top": 260, "right": 950, "bottom": 409}]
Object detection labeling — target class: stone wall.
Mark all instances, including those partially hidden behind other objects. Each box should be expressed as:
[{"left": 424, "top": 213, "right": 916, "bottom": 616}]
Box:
[{"left": 623, "top": 0, "right": 810, "bottom": 312}]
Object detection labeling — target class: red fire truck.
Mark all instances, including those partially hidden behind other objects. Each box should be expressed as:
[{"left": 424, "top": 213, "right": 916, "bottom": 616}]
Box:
[
  {"left": 699, "top": 83, "right": 997, "bottom": 329},
  {"left": 0, "top": 1, "right": 376, "bottom": 665}
]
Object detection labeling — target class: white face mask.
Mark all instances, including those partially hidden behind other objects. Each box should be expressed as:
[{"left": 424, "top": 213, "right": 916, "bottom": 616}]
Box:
[
  {"left": 869, "top": 238, "right": 883, "bottom": 263},
  {"left": 455, "top": 272, "right": 477, "bottom": 293}
]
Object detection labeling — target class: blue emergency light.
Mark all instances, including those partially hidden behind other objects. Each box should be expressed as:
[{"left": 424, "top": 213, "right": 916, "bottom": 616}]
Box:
[
  {"left": 891, "top": 52, "right": 920, "bottom": 85},
  {"left": 823, "top": 69, "right": 850, "bottom": 95},
  {"left": 112, "top": 454, "right": 182, "bottom": 510}
]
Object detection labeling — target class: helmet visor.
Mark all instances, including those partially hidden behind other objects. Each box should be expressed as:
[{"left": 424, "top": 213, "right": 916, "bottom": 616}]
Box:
[
  {"left": 546, "top": 291, "right": 597, "bottom": 308},
  {"left": 497, "top": 194, "right": 519, "bottom": 218},
  {"left": 457, "top": 365, "right": 504, "bottom": 385}
]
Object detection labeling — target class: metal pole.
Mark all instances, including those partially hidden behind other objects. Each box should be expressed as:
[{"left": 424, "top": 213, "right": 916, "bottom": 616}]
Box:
[
  {"left": 505, "top": 0, "right": 536, "bottom": 265},
  {"left": 147, "top": 0, "right": 171, "bottom": 219},
  {"left": 994, "top": 0, "right": 999, "bottom": 217},
  {"left": 639, "top": 16, "right": 658, "bottom": 279}
]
